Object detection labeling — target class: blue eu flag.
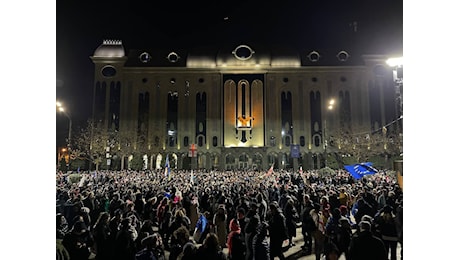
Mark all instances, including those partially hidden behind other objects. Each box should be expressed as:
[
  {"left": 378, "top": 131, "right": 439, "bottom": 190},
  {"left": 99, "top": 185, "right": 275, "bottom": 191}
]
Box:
[{"left": 344, "top": 162, "right": 378, "bottom": 179}]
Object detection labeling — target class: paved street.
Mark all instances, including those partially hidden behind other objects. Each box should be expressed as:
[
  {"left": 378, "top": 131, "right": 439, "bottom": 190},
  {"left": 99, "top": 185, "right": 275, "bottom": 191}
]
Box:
[{"left": 163, "top": 226, "right": 402, "bottom": 260}]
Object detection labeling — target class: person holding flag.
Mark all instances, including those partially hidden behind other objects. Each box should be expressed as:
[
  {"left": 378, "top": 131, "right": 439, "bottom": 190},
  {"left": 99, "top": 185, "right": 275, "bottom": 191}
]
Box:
[
  {"left": 344, "top": 162, "right": 378, "bottom": 180},
  {"left": 261, "top": 163, "right": 274, "bottom": 179}
]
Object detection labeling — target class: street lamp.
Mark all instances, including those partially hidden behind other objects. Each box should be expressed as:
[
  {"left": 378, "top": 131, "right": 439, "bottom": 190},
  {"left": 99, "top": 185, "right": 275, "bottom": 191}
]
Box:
[
  {"left": 386, "top": 56, "right": 403, "bottom": 118},
  {"left": 56, "top": 101, "right": 72, "bottom": 170},
  {"left": 324, "top": 99, "right": 335, "bottom": 167},
  {"left": 387, "top": 56, "right": 403, "bottom": 179}
]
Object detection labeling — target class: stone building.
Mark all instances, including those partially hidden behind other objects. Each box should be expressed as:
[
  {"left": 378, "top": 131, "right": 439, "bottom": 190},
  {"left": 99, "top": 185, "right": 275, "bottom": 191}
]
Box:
[{"left": 90, "top": 40, "right": 401, "bottom": 171}]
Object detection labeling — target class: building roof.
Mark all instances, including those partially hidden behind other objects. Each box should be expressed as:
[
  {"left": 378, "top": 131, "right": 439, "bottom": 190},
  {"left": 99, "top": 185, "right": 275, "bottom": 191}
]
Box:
[
  {"left": 93, "top": 40, "right": 125, "bottom": 58},
  {"left": 93, "top": 40, "right": 387, "bottom": 67}
]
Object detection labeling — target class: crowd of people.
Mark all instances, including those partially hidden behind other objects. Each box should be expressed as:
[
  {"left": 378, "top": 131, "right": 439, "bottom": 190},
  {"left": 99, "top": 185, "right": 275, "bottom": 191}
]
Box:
[{"left": 56, "top": 167, "right": 403, "bottom": 260}]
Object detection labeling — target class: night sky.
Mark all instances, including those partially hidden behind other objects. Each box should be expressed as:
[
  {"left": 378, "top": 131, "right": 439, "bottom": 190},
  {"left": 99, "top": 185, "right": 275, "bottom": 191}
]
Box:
[{"left": 56, "top": 0, "right": 403, "bottom": 147}]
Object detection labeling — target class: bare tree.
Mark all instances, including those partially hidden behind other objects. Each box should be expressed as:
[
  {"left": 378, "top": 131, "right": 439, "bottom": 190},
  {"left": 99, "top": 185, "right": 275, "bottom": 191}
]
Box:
[
  {"left": 113, "top": 130, "right": 147, "bottom": 170},
  {"left": 332, "top": 125, "right": 402, "bottom": 168},
  {"left": 72, "top": 120, "right": 113, "bottom": 170},
  {"left": 72, "top": 118, "right": 155, "bottom": 171}
]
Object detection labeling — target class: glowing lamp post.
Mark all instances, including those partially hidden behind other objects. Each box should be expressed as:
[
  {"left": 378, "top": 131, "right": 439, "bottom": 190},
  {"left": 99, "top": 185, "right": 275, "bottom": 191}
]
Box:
[
  {"left": 386, "top": 57, "right": 403, "bottom": 117},
  {"left": 387, "top": 56, "right": 404, "bottom": 178},
  {"left": 56, "top": 101, "right": 72, "bottom": 170},
  {"left": 324, "top": 99, "right": 335, "bottom": 167}
]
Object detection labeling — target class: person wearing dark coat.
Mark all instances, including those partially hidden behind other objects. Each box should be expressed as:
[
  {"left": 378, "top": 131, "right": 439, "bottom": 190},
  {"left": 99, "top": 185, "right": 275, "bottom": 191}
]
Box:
[
  {"left": 336, "top": 217, "right": 352, "bottom": 259},
  {"left": 196, "top": 233, "right": 227, "bottom": 260},
  {"left": 135, "top": 233, "right": 166, "bottom": 260},
  {"left": 57, "top": 213, "right": 69, "bottom": 239},
  {"left": 374, "top": 205, "right": 399, "bottom": 260},
  {"left": 252, "top": 222, "right": 270, "bottom": 260},
  {"left": 353, "top": 197, "right": 375, "bottom": 224},
  {"left": 325, "top": 208, "right": 342, "bottom": 248},
  {"left": 168, "top": 208, "right": 191, "bottom": 239},
  {"left": 256, "top": 192, "right": 268, "bottom": 221},
  {"left": 236, "top": 197, "right": 250, "bottom": 219},
  {"left": 168, "top": 226, "right": 197, "bottom": 260},
  {"left": 268, "top": 201, "right": 288, "bottom": 260},
  {"left": 244, "top": 202, "right": 260, "bottom": 260},
  {"left": 300, "top": 194, "right": 314, "bottom": 254},
  {"left": 62, "top": 221, "right": 94, "bottom": 260},
  {"left": 283, "top": 197, "right": 299, "bottom": 247},
  {"left": 348, "top": 220, "right": 387, "bottom": 260},
  {"left": 134, "top": 192, "right": 146, "bottom": 219},
  {"left": 92, "top": 212, "right": 112, "bottom": 260},
  {"left": 114, "top": 217, "right": 138, "bottom": 260},
  {"left": 328, "top": 191, "right": 340, "bottom": 212},
  {"left": 236, "top": 207, "right": 247, "bottom": 237},
  {"left": 395, "top": 199, "right": 403, "bottom": 260}
]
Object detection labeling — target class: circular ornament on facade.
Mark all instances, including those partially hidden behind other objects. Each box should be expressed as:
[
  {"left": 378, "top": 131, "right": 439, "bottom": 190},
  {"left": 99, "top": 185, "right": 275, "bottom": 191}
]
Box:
[
  {"left": 337, "top": 51, "right": 349, "bottom": 62},
  {"left": 167, "top": 52, "right": 180, "bottom": 63},
  {"left": 308, "top": 51, "right": 321, "bottom": 62},
  {"left": 139, "top": 52, "right": 152, "bottom": 63},
  {"left": 101, "top": 65, "right": 117, "bottom": 77},
  {"left": 232, "top": 45, "right": 255, "bottom": 61}
]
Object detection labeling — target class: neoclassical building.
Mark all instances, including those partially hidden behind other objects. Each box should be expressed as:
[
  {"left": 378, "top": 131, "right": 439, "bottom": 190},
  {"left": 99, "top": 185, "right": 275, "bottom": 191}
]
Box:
[{"left": 90, "top": 40, "right": 401, "bottom": 171}]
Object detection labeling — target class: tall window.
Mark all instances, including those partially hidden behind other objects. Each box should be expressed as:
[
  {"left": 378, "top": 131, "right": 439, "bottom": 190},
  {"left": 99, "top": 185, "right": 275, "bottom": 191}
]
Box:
[
  {"left": 167, "top": 92, "right": 178, "bottom": 147},
  {"left": 339, "top": 90, "right": 352, "bottom": 132},
  {"left": 138, "top": 92, "right": 149, "bottom": 134},
  {"left": 281, "top": 91, "right": 293, "bottom": 147},
  {"left": 109, "top": 81, "right": 121, "bottom": 131},
  {"left": 196, "top": 92, "right": 207, "bottom": 144},
  {"left": 94, "top": 81, "right": 106, "bottom": 125},
  {"left": 184, "top": 136, "right": 189, "bottom": 147},
  {"left": 300, "top": 136, "right": 306, "bottom": 147},
  {"left": 138, "top": 92, "right": 149, "bottom": 147},
  {"left": 310, "top": 91, "right": 322, "bottom": 147}
]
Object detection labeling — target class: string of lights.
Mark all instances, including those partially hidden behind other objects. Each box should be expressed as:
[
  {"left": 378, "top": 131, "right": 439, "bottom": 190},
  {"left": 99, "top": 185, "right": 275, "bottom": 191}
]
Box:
[{"left": 342, "top": 115, "right": 403, "bottom": 137}]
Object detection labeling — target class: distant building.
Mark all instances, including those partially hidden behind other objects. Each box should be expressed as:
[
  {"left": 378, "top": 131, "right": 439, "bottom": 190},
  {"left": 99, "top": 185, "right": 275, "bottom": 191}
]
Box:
[{"left": 90, "top": 40, "right": 402, "bottom": 171}]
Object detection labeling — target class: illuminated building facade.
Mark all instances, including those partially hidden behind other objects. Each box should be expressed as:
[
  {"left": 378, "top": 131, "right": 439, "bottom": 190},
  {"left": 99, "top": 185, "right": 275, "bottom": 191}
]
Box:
[{"left": 91, "top": 40, "right": 401, "bottom": 171}]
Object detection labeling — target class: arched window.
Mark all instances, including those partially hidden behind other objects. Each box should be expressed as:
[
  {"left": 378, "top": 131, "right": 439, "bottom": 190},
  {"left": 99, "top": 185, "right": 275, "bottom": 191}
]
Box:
[
  {"left": 300, "top": 136, "right": 306, "bottom": 147},
  {"left": 197, "top": 135, "right": 205, "bottom": 147},
  {"left": 184, "top": 136, "right": 189, "bottom": 147},
  {"left": 284, "top": 136, "right": 291, "bottom": 147}
]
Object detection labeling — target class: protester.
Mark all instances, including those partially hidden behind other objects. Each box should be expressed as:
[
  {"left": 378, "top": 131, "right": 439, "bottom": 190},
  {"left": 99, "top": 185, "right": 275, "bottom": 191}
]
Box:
[
  {"left": 268, "top": 201, "right": 288, "bottom": 260},
  {"left": 227, "top": 218, "right": 245, "bottom": 260},
  {"left": 114, "top": 217, "right": 138, "bottom": 260},
  {"left": 56, "top": 167, "right": 402, "bottom": 260},
  {"left": 92, "top": 212, "right": 112, "bottom": 260},
  {"left": 252, "top": 221, "right": 270, "bottom": 260},
  {"left": 348, "top": 220, "right": 387, "bottom": 260},
  {"left": 167, "top": 226, "right": 194, "bottom": 260},
  {"left": 213, "top": 204, "right": 228, "bottom": 249},
  {"left": 374, "top": 205, "right": 399, "bottom": 260},
  {"left": 135, "top": 233, "right": 165, "bottom": 260},
  {"left": 300, "top": 194, "right": 315, "bottom": 254},
  {"left": 245, "top": 202, "right": 261, "bottom": 260},
  {"left": 62, "top": 220, "right": 94, "bottom": 260},
  {"left": 196, "top": 233, "right": 227, "bottom": 259},
  {"left": 310, "top": 202, "right": 326, "bottom": 260},
  {"left": 283, "top": 197, "right": 299, "bottom": 247}
]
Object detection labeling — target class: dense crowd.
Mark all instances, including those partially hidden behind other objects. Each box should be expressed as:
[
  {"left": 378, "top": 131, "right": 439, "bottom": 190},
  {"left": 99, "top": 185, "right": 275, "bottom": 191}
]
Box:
[{"left": 56, "top": 167, "right": 403, "bottom": 260}]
